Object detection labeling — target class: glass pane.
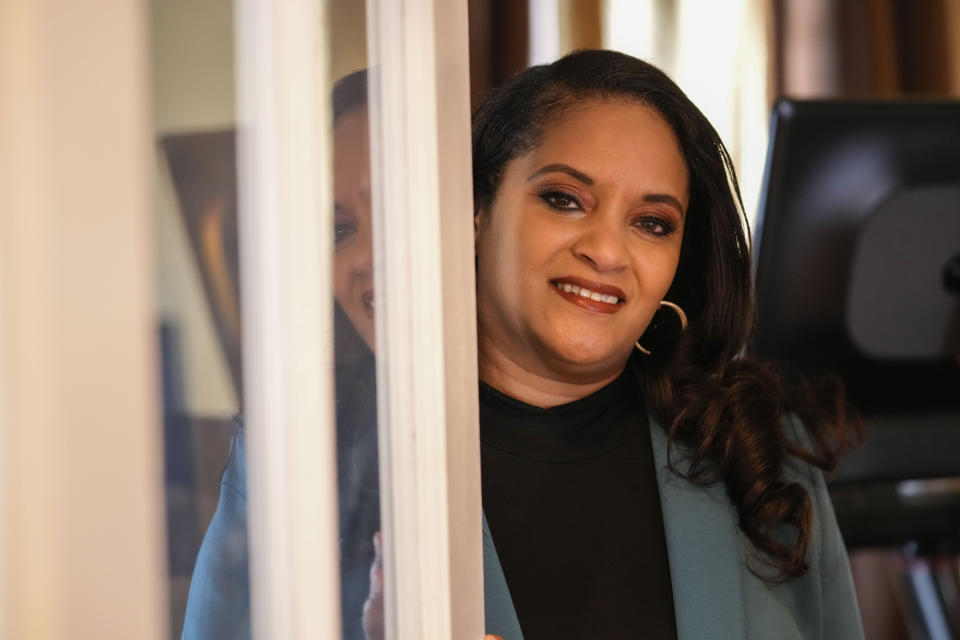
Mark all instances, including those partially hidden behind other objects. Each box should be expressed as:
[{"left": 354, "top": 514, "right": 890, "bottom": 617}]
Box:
[
  {"left": 150, "top": 2, "right": 245, "bottom": 638},
  {"left": 329, "top": 5, "right": 381, "bottom": 638},
  {"left": 153, "top": 2, "right": 381, "bottom": 638}
]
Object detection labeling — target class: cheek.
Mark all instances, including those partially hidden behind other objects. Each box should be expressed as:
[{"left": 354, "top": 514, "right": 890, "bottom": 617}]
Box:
[
  {"left": 476, "top": 225, "right": 534, "bottom": 330},
  {"left": 634, "top": 244, "right": 682, "bottom": 297},
  {"left": 477, "top": 218, "right": 516, "bottom": 283},
  {"left": 476, "top": 197, "right": 559, "bottom": 308},
  {"left": 332, "top": 254, "right": 353, "bottom": 306},
  {"left": 515, "top": 221, "right": 555, "bottom": 265}
]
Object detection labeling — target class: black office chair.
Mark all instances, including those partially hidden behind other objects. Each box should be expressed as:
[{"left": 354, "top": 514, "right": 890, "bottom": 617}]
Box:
[{"left": 752, "top": 99, "right": 960, "bottom": 639}]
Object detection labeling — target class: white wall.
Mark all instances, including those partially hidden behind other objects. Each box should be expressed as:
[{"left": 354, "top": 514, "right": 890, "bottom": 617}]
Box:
[{"left": 151, "top": 0, "right": 239, "bottom": 416}]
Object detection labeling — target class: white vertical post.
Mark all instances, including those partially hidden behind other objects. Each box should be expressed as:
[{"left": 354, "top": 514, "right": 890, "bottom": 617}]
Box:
[
  {"left": 0, "top": 1, "right": 167, "bottom": 638},
  {"left": 235, "top": 1, "right": 341, "bottom": 639},
  {"left": 366, "top": 0, "right": 484, "bottom": 637},
  {"left": 529, "top": 0, "right": 561, "bottom": 65}
]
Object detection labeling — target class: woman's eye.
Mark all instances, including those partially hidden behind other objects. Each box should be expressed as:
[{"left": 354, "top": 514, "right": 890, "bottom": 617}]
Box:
[
  {"left": 334, "top": 220, "right": 358, "bottom": 246},
  {"left": 633, "top": 216, "right": 674, "bottom": 237},
  {"left": 539, "top": 190, "right": 582, "bottom": 212}
]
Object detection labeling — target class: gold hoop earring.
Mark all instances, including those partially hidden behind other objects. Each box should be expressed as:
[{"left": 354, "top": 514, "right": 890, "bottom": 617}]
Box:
[{"left": 635, "top": 300, "right": 688, "bottom": 355}]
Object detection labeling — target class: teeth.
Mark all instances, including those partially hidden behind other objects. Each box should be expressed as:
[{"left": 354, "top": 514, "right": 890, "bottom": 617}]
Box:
[{"left": 553, "top": 281, "right": 621, "bottom": 304}]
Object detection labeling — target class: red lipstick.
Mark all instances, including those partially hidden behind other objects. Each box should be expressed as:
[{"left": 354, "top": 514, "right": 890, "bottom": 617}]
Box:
[{"left": 549, "top": 277, "right": 626, "bottom": 314}]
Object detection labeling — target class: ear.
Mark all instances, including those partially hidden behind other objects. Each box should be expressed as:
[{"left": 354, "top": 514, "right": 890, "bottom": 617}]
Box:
[{"left": 473, "top": 208, "right": 487, "bottom": 252}]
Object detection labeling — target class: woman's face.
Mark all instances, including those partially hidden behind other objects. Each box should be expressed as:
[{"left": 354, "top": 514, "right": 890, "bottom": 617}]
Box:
[
  {"left": 475, "top": 99, "right": 689, "bottom": 382},
  {"left": 333, "top": 108, "right": 375, "bottom": 349}
]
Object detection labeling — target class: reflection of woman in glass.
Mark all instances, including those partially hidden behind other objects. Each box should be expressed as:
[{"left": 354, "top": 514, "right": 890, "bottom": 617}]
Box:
[
  {"left": 331, "top": 75, "right": 375, "bottom": 352},
  {"left": 466, "top": 50, "right": 862, "bottom": 639},
  {"left": 181, "top": 70, "right": 380, "bottom": 640}
]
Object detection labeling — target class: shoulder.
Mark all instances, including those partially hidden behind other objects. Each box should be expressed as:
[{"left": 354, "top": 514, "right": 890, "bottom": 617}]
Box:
[
  {"left": 221, "top": 424, "right": 248, "bottom": 497},
  {"left": 181, "top": 428, "right": 251, "bottom": 640}
]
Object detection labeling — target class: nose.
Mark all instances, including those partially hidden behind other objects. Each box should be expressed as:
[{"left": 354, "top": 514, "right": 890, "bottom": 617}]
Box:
[
  {"left": 353, "top": 229, "right": 374, "bottom": 279},
  {"left": 572, "top": 211, "right": 630, "bottom": 272},
  {"left": 351, "top": 198, "right": 375, "bottom": 279}
]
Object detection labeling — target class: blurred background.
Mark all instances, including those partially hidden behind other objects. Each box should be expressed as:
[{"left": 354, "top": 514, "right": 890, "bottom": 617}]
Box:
[{"left": 153, "top": 0, "right": 960, "bottom": 637}]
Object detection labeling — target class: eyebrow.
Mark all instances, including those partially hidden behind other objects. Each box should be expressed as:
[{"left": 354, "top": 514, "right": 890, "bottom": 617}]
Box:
[
  {"left": 642, "top": 193, "right": 686, "bottom": 217},
  {"left": 527, "top": 163, "right": 686, "bottom": 217},
  {"left": 526, "top": 163, "right": 594, "bottom": 185}
]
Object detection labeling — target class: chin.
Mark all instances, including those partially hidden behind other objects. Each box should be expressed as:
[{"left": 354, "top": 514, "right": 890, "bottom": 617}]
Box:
[
  {"left": 550, "top": 338, "right": 629, "bottom": 371},
  {"left": 356, "top": 320, "right": 375, "bottom": 351},
  {"left": 342, "top": 307, "right": 375, "bottom": 352}
]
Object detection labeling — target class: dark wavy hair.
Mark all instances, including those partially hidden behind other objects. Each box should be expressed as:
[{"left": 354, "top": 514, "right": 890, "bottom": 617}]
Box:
[{"left": 472, "top": 49, "right": 860, "bottom": 581}]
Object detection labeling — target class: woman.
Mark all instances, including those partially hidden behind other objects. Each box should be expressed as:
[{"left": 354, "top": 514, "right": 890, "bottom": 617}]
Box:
[
  {"left": 193, "top": 50, "right": 864, "bottom": 639},
  {"left": 181, "top": 69, "right": 381, "bottom": 640},
  {"left": 468, "top": 50, "right": 862, "bottom": 639}
]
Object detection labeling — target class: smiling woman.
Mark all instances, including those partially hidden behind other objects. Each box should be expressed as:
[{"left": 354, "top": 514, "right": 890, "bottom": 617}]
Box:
[
  {"left": 181, "top": 69, "right": 383, "bottom": 640},
  {"left": 476, "top": 99, "right": 688, "bottom": 404},
  {"left": 181, "top": 49, "right": 864, "bottom": 640},
  {"left": 332, "top": 100, "right": 375, "bottom": 350},
  {"left": 472, "top": 50, "right": 864, "bottom": 640}
]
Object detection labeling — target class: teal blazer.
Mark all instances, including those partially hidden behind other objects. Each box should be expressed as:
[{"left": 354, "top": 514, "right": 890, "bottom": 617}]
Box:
[
  {"left": 184, "top": 414, "right": 864, "bottom": 639},
  {"left": 483, "top": 413, "right": 865, "bottom": 640}
]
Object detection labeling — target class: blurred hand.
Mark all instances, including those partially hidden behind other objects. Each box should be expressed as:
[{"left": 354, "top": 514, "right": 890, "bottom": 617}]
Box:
[
  {"left": 362, "top": 532, "right": 385, "bottom": 640},
  {"left": 360, "top": 531, "right": 504, "bottom": 640}
]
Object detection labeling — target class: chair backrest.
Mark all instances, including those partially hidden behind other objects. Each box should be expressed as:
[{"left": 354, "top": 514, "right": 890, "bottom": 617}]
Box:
[{"left": 753, "top": 99, "right": 960, "bottom": 486}]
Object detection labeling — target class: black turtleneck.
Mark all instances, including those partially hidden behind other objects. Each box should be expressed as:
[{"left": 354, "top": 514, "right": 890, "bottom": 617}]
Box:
[{"left": 480, "top": 364, "right": 678, "bottom": 640}]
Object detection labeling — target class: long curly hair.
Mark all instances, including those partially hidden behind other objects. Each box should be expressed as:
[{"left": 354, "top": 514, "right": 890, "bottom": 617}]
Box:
[{"left": 472, "top": 49, "right": 860, "bottom": 581}]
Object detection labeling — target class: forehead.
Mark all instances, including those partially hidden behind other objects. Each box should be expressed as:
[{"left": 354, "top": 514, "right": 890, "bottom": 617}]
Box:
[
  {"left": 334, "top": 108, "right": 369, "bottom": 145},
  {"left": 333, "top": 111, "right": 370, "bottom": 171},
  {"left": 520, "top": 98, "right": 688, "bottom": 196}
]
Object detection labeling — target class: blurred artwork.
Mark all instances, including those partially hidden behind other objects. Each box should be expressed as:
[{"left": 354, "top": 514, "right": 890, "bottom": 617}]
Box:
[{"left": 162, "top": 131, "right": 243, "bottom": 399}]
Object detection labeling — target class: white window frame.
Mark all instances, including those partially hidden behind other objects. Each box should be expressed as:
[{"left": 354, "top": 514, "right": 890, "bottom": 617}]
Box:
[
  {"left": 366, "top": 0, "right": 483, "bottom": 638},
  {"left": 235, "top": 1, "right": 342, "bottom": 638},
  {"left": 236, "top": 0, "right": 483, "bottom": 638}
]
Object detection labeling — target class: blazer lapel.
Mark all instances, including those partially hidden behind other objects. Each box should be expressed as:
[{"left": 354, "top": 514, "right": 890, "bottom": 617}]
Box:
[
  {"left": 482, "top": 512, "right": 524, "bottom": 639},
  {"left": 649, "top": 413, "right": 748, "bottom": 640}
]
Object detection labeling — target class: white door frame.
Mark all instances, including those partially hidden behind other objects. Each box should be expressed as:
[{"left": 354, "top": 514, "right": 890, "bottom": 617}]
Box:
[{"left": 366, "top": 0, "right": 483, "bottom": 637}]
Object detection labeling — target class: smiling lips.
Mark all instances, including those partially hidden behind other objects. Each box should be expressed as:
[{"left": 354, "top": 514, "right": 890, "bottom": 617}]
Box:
[{"left": 550, "top": 278, "right": 626, "bottom": 314}]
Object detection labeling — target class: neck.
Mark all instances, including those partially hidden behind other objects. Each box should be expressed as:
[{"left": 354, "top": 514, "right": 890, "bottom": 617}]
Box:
[{"left": 477, "top": 332, "right": 626, "bottom": 409}]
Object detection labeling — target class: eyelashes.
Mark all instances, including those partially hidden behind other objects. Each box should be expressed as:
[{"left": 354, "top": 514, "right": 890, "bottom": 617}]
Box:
[
  {"left": 536, "top": 189, "right": 677, "bottom": 238},
  {"left": 632, "top": 216, "right": 676, "bottom": 237},
  {"left": 538, "top": 190, "right": 582, "bottom": 212}
]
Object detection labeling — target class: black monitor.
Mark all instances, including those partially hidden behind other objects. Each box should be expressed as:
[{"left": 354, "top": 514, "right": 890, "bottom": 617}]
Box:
[{"left": 753, "top": 99, "right": 960, "bottom": 416}]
